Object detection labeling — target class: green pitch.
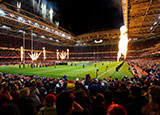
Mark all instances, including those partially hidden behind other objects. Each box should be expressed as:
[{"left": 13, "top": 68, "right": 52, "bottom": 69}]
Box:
[{"left": 0, "top": 61, "right": 133, "bottom": 80}]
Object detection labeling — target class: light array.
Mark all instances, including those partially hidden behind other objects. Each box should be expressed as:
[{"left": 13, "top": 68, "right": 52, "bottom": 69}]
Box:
[
  {"left": 94, "top": 39, "right": 103, "bottom": 44},
  {"left": 0, "top": 9, "right": 72, "bottom": 40},
  {"left": 150, "top": 15, "right": 160, "bottom": 32}
]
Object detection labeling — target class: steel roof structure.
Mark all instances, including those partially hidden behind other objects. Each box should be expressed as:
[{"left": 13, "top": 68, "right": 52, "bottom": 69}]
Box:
[
  {"left": 0, "top": 2, "right": 75, "bottom": 46},
  {"left": 123, "top": 0, "right": 160, "bottom": 40},
  {"left": 0, "top": 1, "right": 159, "bottom": 46}
]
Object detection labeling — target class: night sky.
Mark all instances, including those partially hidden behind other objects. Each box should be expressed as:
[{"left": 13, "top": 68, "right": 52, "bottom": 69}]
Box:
[{"left": 56, "top": 0, "right": 123, "bottom": 35}]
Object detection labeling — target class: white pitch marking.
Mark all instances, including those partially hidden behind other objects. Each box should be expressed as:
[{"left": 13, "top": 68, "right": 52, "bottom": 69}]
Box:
[{"left": 97, "top": 67, "right": 115, "bottom": 78}]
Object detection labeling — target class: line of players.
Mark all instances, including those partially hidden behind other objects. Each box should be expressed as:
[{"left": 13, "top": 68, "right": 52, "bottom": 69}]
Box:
[
  {"left": 82, "top": 63, "right": 108, "bottom": 71},
  {"left": 19, "top": 62, "right": 109, "bottom": 71},
  {"left": 19, "top": 62, "right": 56, "bottom": 69}
]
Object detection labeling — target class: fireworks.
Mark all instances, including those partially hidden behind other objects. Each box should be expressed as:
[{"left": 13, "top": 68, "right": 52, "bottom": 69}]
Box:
[
  {"left": 28, "top": 52, "right": 41, "bottom": 61},
  {"left": 56, "top": 49, "right": 70, "bottom": 60}
]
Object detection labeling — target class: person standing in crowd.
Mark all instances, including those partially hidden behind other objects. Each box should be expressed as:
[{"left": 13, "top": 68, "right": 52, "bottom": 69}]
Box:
[
  {"left": 16, "top": 88, "right": 37, "bottom": 115},
  {"left": 103, "top": 90, "right": 127, "bottom": 115},
  {"left": 11, "top": 84, "right": 19, "bottom": 102},
  {"left": 0, "top": 84, "right": 13, "bottom": 109},
  {"left": 126, "top": 85, "right": 148, "bottom": 115},
  {"left": 38, "top": 94, "right": 56, "bottom": 115},
  {"left": 29, "top": 80, "right": 41, "bottom": 110},
  {"left": 56, "top": 91, "right": 84, "bottom": 115},
  {"left": 142, "top": 85, "right": 160, "bottom": 115}
]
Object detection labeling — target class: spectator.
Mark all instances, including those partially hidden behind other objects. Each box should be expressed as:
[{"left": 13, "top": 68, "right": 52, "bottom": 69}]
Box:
[
  {"left": 56, "top": 91, "right": 84, "bottom": 115},
  {"left": 1, "top": 104, "right": 20, "bottom": 115},
  {"left": 0, "top": 84, "right": 12, "bottom": 109},
  {"left": 38, "top": 94, "right": 56, "bottom": 115},
  {"left": 103, "top": 90, "right": 127, "bottom": 115},
  {"left": 126, "top": 85, "right": 148, "bottom": 115},
  {"left": 16, "top": 88, "right": 37, "bottom": 115},
  {"left": 142, "top": 85, "right": 160, "bottom": 115},
  {"left": 29, "top": 80, "right": 41, "bottom": 110},
  {"left": 92, "top": 93, "right": 105, "bottom": 115},
  {"left": 11, "top": 84, "right": 19, "bottom": 102}
]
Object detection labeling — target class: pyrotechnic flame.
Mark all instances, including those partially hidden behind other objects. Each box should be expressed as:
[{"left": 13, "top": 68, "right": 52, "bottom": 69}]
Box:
[
  {"left": 67, "top": 49, "right": 69, "bottom": 59},
  {"left": 43, "top": 47, "right": 46, "bottom": 60},
  {"left": 56, "top": 49, "right": 59, "bottom": 60},
  {"left": 20, "top": 46, "right": 24, "bottom": 62},
  {"left": 28, "top": 52, "right": 41, "bottom": 61},
  {"left": 117, "top": 26, "right": 129, "bottom": 61},
  {"left": 60, "top": 51, "right": 67, "bottom": 60}
]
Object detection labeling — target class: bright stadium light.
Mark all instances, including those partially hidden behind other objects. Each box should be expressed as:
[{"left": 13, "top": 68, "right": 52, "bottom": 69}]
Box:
[
  {"left": 42, "top": 26, "right": 45, "bottom": 29},
  {"left": 153, "top": 21, "right": 158, "bottom": 25},
  {"left": 56, "top": 40, "right": 59, "bottom": 42},
  {"left": 94, "top": 39, "right": 103, "bottom": 43},
  {"left": 68, "top": 36, "right": 71, "bottom": 39},
  {"left": 150, "top": 27, "right": 153, "bottom": 30},
  {"left": 49, "top": 38, "right": 53, "bottom": 40},
  {"left": 55, "top": 31, "right": 61, "bottom": 36},
  {"left": 45, "top": 27, "right": 49, "bottom": 30},
  {"left": 1, "top": 25, "right": 11, "bottom": 30},
  {"left": 18, "top": 30, "right": 25, "bottom": 33},
  {"left": 55, "top": 31, "right": 58, "bottom": 34},
  {"left": 83, "top": 43, "right": 86, "bottom": 45},
  {"left": 75, "top": 43, "right": 78, "bottom": 46},
  {"left": 27, "top": 20, "right": 32, "bottom": 24},
  {"left": 34, "top": 23, "right": 39, "bottom": 27},
  {"left": 0, "top": 9, "right": 6, "bottom": 16},
  {"left": 32, "top": 33, "right": 37, "bottom": 37},
  {"left": 17, "top": 17, "right": 25, "bottom": 22},
  {"left": 133, "top": 38, "right": 138, "bottom": 40},
  {"left": 9, "top": 14, "right": 15, "bottom": 18},
  {"left": 40, "top": 35, "right": 46, "bottom": 39},
  {"left": 62, "top": 33, "right": 65, "bottom": 37}
]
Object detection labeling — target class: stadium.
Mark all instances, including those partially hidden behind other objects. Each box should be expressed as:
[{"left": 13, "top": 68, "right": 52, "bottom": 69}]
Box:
[{"left": 0, "top": 0, "right": 160, "bottom": 115}]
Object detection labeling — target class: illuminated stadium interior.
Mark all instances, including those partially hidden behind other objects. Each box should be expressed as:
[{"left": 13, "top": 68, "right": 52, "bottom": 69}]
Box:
[{"left": 0, "top": 0, "right": 160, "bottom": 114}]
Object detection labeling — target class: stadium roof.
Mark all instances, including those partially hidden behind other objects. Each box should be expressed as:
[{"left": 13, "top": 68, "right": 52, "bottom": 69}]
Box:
[
  {"left": 0, "top": 1, "right": 159, "bottom": 46},
  {"left": 123, "top": 0, "right": 160, "bottom": 40}
]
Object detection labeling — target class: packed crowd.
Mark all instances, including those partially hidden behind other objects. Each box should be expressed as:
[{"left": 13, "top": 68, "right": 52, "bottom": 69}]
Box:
[
  {"left": 1, "top": 34, "right": 160, "bottom": 64},
  {"left": 0, "top": 59, "right": 160, "bottom": 115},
  {"left": 1, "top": 34, "right": 160, "bottom": 54}
]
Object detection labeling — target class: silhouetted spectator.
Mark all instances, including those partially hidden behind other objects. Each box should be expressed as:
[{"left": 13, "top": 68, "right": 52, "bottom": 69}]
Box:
[
  {"left": 1, "top": 104, "right": 20, "bottom": 115},
  {"left": 142, "top": 85, "right": 160, "bottom": 115},
  {"left": 127, "top": 85, "right": 148, "bottom": 115},
  {"left": 16, "top": 88, "right": 37, "bottom": 115},
  {"left": 38, "top": 94, "right": 56, "bottom": 115}
]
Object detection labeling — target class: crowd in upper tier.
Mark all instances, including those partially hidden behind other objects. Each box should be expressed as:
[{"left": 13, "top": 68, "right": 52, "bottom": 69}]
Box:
[
  {"left": 0, "top": 59, "right": 160, "bottom": 115},
  {"left": 1, "top": 34, "right": 160, "bottom": 53}
]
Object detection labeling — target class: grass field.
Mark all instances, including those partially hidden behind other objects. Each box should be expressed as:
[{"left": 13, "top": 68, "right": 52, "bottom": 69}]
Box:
[{"left": 0, "top": 61, "right": 133, "bottom": 80}]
